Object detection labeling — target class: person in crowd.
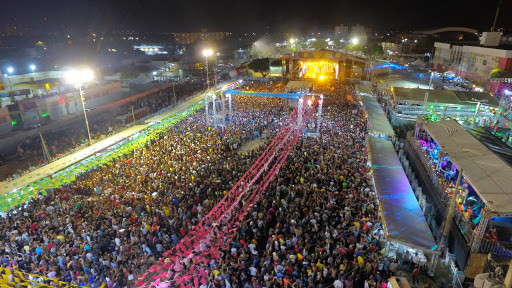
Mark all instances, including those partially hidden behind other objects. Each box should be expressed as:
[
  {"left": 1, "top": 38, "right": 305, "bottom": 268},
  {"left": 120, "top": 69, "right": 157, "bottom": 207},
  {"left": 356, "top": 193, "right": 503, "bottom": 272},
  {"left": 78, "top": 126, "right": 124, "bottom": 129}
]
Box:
[{"left": 0, "top": 82, "right": 396, "bottom": 288}]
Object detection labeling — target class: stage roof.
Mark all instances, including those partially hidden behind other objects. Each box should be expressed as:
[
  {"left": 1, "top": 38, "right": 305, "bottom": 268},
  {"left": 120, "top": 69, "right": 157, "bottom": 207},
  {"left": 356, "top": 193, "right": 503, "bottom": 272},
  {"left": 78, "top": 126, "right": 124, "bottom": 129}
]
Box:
[
  {"left": 356, "top": 84, "right": 373, "bottom": 96},
  {"left": 368, "top": 137, "right": 439, "bottom": 254},
  {"left": 360, "top": 94, "right": 395, "bottom": 137},
  {"left": 286, "top": 81, "right": 314, "bottom": 90},
  {"left": 423, "top": 120, "right": 512, "bottom": 213}
]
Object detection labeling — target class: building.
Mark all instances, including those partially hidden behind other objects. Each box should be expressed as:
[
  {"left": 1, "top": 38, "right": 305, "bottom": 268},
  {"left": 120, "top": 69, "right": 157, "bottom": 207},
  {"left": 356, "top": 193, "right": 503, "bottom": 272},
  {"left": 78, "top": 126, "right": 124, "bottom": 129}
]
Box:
[
  {"left": 433, "top": 42, "right": 512, "bottom": 83},
  {"left": 334, "top": 25, "right": 350, "bottom": 39},
  {"left": 172, "top": 31, "right": 230, "bottom": 44},
  {"left": 349, "top": 24, "right": 368, "bottom": 45}
]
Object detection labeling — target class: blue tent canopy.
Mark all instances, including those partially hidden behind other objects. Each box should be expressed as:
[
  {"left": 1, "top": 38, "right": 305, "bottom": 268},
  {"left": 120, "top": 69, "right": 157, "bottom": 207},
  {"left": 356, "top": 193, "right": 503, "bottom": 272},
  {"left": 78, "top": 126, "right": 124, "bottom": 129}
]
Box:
[
  {"left": 368, "top": 137, "right": 440, "bottom": 254},
  {"left": 224, "top": 90, "right": 301, "bottom": 99}
]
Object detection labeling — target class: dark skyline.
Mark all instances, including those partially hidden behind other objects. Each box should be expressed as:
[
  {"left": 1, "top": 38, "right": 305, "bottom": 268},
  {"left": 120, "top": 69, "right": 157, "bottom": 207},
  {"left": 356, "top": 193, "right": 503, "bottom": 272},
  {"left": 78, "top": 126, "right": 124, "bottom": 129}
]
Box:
[{"left": 1, "top": 0, "right": 511, "bottom": 33}]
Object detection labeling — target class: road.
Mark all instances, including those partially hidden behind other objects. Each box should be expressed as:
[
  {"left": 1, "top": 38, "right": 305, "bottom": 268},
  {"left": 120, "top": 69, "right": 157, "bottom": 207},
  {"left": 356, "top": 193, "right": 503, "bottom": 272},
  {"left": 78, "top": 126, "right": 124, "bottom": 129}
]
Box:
[{"left": 0, "top": 79, "right": 241, "bottom": 197}]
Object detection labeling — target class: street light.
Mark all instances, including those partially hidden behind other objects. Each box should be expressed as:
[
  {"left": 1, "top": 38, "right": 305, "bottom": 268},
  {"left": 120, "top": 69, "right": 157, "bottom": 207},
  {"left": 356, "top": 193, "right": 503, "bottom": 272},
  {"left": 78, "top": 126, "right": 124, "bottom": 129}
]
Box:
[
  {"left": 65, "top": 68, "right": 94, "bottom": 145},
  {"left": 7, "top": 67, "right": 13, "bottom": 75},
  {"left": 471, "top": 98, "right": 488, "bottom": 125},
  {"left": 30, "top": 65, "right": 36, "bottom": 73},
  {"left": 203, "top": 49, "right": 213, "bottom": 90},
  {"left": 351, "top": 38, "right": 359, "bottom": 44}
]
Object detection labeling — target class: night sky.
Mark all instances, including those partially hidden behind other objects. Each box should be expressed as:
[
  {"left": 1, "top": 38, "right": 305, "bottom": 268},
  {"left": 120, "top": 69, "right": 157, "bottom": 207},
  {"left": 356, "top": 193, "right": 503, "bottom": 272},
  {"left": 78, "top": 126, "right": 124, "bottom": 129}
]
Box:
[{"left": 2, "top": 0, "right": 512, "bottom": 32}]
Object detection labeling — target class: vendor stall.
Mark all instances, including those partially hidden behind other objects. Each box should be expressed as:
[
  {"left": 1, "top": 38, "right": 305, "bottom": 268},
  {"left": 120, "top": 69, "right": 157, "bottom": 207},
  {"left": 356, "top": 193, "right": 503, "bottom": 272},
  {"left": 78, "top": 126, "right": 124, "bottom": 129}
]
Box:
[{"left": 411, "top": 119, "right": 512, "bottom": 276}]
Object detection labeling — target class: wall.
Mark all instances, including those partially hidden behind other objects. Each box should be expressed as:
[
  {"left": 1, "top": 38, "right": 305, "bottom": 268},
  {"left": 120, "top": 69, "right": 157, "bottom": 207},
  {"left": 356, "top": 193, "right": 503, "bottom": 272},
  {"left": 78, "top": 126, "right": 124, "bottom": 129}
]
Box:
[
  {"left": 0, "top": 71, "right": 64, "bottom": 91},
  {"left": 0, "top": 107, "right": 12, "bottom": 135},
  {"left": 43, "top": 82, "right": 124, "bottom": 120},
  {"left": 498, "top": 57, "right": 512, "bottom": 71},
  {"left": 82, "top": 81, "right": 121, "bottom": 100},
  {"left": 18, "top": 98, "right": 42, "bottom": 126}
]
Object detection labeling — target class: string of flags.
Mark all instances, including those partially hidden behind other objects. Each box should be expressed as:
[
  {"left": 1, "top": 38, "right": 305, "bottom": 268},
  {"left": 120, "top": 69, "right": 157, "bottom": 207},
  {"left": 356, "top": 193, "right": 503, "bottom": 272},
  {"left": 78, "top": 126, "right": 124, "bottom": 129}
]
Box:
[{"left": 490, "top": 78, "right": 512, "bottom": 83}]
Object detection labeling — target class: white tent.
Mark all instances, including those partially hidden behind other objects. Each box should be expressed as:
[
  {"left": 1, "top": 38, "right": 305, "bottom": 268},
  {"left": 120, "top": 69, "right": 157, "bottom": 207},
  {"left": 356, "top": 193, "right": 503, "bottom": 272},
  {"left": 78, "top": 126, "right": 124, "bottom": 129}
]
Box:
[
  {"left": 423, "top": 120, "right": 512, "bottom": 213},
  {"left": 130, "top": 73, "right": 152, "bottom": 85},
  {"left": 443, "top": 70, "right": 456, "bottom": 75},
  {"left": 411, "top": 59, "right": 425, "bottom": 66}
]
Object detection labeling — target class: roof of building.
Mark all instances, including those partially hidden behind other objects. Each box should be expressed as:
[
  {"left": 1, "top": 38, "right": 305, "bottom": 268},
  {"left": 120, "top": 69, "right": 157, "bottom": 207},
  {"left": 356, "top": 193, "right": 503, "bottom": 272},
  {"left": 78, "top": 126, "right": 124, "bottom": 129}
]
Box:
[
  {"left": 453, "top": 91, "right": 499, "bottom": 106},
  {"left": 393, "top": 87, "right": 499, "bottom": 107},
  {"left": 15, "top": 78, "right": 61, "bottom": 85},
  {"left": 355, "top": 84, "right": 373, "bottom": 95},
  {"left": 359, "top": 94, "right": 395, "bottom": 137},
  {"left": 423, "top": 120, "right": 512, "bottom": 213},
  {"left": 393, "top": 87, "right": 460, "bottom": 104}
]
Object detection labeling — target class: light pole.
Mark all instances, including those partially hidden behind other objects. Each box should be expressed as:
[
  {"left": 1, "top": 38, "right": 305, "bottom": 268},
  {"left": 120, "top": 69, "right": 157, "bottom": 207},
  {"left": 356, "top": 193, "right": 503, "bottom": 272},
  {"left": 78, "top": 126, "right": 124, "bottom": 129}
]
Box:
[
  {"left": 423, "top": 71, "right": 434, "bottom": 114},
  {"left": 65, "top": 68, "right": 94, "bottom": 145},
  {"left": 472, "top": 98, "right": 488, "bottom": 126},
  {"left": 30, "top": 65, "right": 36, "bottom": 74},
  {"left": 203, "top": 49, "right": 213, "bottom": 90},
  {"left": 7, "top": 67, "right": 13, "bottom": 76}
]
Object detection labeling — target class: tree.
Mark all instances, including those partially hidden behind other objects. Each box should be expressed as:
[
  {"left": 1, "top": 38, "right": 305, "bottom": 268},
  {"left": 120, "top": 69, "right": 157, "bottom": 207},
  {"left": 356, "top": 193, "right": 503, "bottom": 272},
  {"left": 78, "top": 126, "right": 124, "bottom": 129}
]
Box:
[
  {"left": 490, "top": 68, "right": 506, "bottom": 79},
  {"left": 364, "top": 43, "right": 384, "bottom": 57},
  {"left": 346, "top": 43, "right": 364, "bottom": 52},
  {"left": 248, "top": 58, "right": 270, "bottom": 77},
  {"left": 311, "top": 39, "right": 328, "bottom": 49}
]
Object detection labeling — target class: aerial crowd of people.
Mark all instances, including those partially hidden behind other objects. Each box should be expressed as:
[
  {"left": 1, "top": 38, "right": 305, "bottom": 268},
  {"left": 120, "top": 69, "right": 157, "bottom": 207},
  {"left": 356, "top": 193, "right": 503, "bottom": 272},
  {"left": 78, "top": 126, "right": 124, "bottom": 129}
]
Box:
[
  {"left": 3, "top": 81, "right": 207, "bottom": 182},
  {"left": 0, "top": 81, "right": 412, "bottom": 288}
]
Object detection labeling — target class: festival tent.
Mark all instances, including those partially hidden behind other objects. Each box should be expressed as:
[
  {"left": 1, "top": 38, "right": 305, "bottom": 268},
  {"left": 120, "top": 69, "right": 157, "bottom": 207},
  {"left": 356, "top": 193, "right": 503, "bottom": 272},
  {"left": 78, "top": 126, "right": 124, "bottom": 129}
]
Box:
[
  {"left": 368, "top": 137, "right": 439, "bottom": 254},
  {"left": 359, "top": 94, "right": 395, "bottom": 138},
  {"left": 423, "top": 120, "right": 512, "bottom": 213}
]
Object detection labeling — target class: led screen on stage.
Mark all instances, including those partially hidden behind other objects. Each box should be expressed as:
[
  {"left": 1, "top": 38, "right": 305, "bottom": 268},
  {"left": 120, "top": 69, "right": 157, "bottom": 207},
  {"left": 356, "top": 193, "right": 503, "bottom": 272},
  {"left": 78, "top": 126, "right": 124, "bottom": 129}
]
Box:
[
  {"left": 298, "top": 59, "right": 339, "bottom": 80},
  {"left": 270, "top": 66, "right": 282, "bottom": 77}
]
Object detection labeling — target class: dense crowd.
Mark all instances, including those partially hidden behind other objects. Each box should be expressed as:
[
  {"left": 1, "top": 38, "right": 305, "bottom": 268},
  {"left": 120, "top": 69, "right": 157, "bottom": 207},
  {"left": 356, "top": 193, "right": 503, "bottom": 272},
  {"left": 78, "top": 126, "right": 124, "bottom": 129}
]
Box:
[
  {"left": 0, "top": 83, "right": 403, "bottom": 288},
  {"left": 240, "top": 81, "right": 287, "bottom": 93},
  {"left": 4, "top": 81, "right": 203, "bottom": 182},
  {"left": 0, "top": 94, "right": 293, "bottom": 287},
  {"left": 197, "top": 86, "right": 391, "bottom": 288}
]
